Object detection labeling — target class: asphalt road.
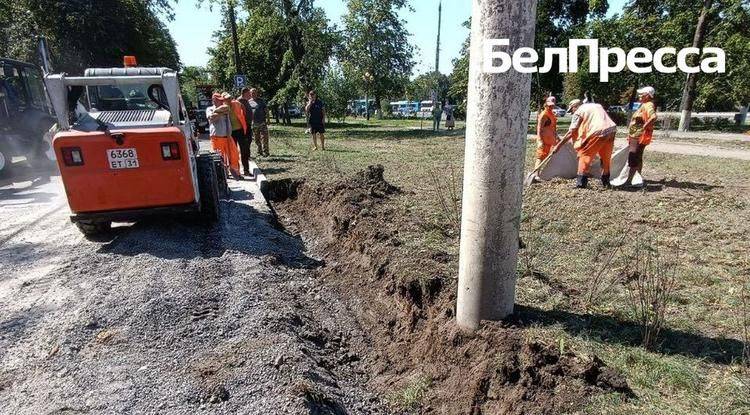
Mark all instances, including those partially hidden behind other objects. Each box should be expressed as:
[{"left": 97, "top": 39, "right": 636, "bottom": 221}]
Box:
[{"left": 0, "top": 165, "right": 385, "bottom": 414}]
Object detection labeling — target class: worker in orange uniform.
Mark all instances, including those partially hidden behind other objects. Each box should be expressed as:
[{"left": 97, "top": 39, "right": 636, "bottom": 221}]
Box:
[
  {"left": 625, "top": 86, "right": 658, "bottom": 186},
  {"left": 532, "top": 96, "right": 560, "bottom": 181},
  {"left": 223, "top": 92, "right": 250, "bottom": 177},
  {"left": 564, "top": 99, "right": 618, "bottom": 189},
  {"left": 206, "top": 92, "right": 241, "bottom": 179}
]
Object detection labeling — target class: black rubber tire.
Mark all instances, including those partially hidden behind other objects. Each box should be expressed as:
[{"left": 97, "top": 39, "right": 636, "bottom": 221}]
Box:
[
  {"left": 210, "top": 154, "right": 229, "bottom": 198},
  {"left": 0, "top": 145, "right": 10, "bottom": 176},
  {"left": 196, "top": 155, "right": 220, "bottom": 222},
  {"left": 75, "top": 220, "right": 112, "bottom": 236}
]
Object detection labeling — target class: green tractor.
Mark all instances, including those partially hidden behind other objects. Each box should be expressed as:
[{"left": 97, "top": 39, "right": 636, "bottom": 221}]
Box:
[{"left": 0, "top": 57, "right": 56, "bottom": 175}]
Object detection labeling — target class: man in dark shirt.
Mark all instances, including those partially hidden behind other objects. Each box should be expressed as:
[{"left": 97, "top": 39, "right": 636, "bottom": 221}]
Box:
[
  {"left": 248, "top": 88, "right": 270, "bottom": 157},
  {"left": 305, "top": 90, "right": 326, "bottom": 151}
]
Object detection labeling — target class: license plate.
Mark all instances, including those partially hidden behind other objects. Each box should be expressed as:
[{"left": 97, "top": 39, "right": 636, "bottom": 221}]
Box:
[{"left": 107, "top": 148, "right": 139, "bottom": 169}]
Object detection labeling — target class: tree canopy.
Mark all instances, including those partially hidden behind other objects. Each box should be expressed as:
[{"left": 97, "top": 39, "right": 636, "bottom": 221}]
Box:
[
  {"left": 0, "top": 0, "right": 180, "bottom": 73},
  {"left": 448, "top": 0, "right": 750, "bottom": 116},
  {"left": 339, "top": 0, "right": 415, "bottom": 110},
  {"left": 206, "top": 0, "right": 337, "bottom": 119}
]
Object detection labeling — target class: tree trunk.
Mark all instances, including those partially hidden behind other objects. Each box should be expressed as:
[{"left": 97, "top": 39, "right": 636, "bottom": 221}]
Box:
[
  {"left": 456, "top": 0, "right": 537, "bottom": 331},
  {"left": 738, "top": 104, "right": 748, "bottom": 125},
  {"left": 678, "top": 0, "right": 713, "bottom": 132},
  {"left": 272, "top": 104, "right": 280, "bottom": 124},
  {"left": 283, "top": 103, "right": 292, "bottom": 125},
  {"left": 227, "top": 0, "right": 242, "bottom": 75}
]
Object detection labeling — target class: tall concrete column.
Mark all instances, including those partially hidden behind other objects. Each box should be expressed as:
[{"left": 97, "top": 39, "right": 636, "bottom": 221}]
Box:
[{"left": 456, "top": 0, "right": 537, "bottom": 331}]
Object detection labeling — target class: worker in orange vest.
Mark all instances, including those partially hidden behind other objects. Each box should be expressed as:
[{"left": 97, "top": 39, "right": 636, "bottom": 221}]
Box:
[
  {"left": 207, "top": 92, "right": 241, "bottom": 178},
  {"left": 533, "top": 96, "right": 560, "bottom": 180},
  {"left": 563, "top": 99, "right": 617, "bottom": 189},
  {"left": 223, "top": 92, "right": 250, "bottom": 177},
  {"left": 625, "top": 86, "right": 658, "bottom": 186}
]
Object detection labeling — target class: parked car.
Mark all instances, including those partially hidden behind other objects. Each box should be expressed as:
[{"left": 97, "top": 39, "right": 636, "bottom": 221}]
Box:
[
  {"left": 552, "top": 106, "right": 567, "bottom": 117},
  {"left": 287, "top": 106, "right": 302, "bottom": 118}
]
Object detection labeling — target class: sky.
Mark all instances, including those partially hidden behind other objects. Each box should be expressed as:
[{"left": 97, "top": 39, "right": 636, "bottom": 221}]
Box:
[{"left": 166, "top": 0, "right": 627, "bottom": 76}]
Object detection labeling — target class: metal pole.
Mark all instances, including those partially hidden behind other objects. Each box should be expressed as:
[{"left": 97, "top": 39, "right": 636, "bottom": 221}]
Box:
[
  {"left": 456, "top": 0, "right": 537, "bottom": 331},
  {"left": 228, "top": 0, "right": 242, "bottom": 75}
]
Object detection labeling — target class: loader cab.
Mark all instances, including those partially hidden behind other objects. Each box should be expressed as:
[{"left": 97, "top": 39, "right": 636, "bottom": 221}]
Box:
[
  {"left": 0, "top": 58, "right": 49, "bottom": 116},
  {"left": 0, "top": 58, "right": 55, "bottom": 174},
  {"left": 44, "top": 58, "right": 226, "bottom": 236}
]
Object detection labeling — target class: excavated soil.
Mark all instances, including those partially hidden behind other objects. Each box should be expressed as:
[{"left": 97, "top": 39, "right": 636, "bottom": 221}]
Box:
[{"left": 269, "top": 165, "right": 632, "bottom": 414}]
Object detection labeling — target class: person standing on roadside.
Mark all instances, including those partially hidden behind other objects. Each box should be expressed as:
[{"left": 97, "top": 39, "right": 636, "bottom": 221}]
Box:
[
  {"left": 223, "top": 92, "right": 249, "bottom": 177},
  {"left": 532, "top": 96, "right": 560, "bottom": 181},
  {"left": 432, "top": 101, "right": 443, "bottom": 131},
  {"left": 247, "top": 88, "right": 270, "bottom": 157},
  {"left": 444, "top": 102, "right": 455, "bottom": 130},
  {"left": 238, "top": 87, "right": 255, "bottom": 157},
  {"left": 305, "top": 90, "right": 326, "bottom": 151},
  {"left": 207, "top": 92, "right": 241, "bottom": 178},
  {"left": 624, "top": 86, "right": 658, "bottom": 186}
]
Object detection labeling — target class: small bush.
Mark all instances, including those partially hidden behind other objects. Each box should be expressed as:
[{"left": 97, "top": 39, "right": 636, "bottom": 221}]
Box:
[{"left": 624, "top": 239, "right": 679, "bottom": 350}]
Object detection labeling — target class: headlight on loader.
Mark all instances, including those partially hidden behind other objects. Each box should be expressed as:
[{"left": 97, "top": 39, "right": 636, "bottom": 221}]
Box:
[
  {"left": 61, "top": 147, "right": 84, "bottom": 166},
  {"left": 161, "top": 142, "right": 180, "bottom": 160}
]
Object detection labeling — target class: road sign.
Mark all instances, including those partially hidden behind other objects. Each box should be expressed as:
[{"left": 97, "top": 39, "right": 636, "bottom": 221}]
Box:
[{"left": 234, "top": 75, "right": 247, "bottom": 89}]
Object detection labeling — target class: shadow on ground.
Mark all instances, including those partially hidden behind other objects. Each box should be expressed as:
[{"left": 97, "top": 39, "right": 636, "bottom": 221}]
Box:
[
  {"left": 95, "top": 190, "right": 321, "bottom": 269},
  {"left": 513, "top": 305, "right": 744, "bottom": 365}
]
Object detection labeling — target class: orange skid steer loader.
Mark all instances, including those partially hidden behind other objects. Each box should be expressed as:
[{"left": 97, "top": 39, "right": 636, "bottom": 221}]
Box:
[{"left": 44, "top": 61, "right": 228, "bottom": 236}]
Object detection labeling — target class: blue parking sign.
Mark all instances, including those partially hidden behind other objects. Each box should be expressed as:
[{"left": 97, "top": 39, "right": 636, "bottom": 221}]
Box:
[{"left": 234, "top": 75, "right": 247, "bottom": 88}]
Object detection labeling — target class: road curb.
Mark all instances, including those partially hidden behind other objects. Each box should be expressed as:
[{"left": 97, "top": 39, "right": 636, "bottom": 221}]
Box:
[{"left": 249, "top": 160, "right": 268, "bottom": 195}]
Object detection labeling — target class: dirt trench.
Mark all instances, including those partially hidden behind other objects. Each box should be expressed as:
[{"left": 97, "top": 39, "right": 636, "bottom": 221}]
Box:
[
  {"left": 0, "top": 173, "right": 390, "bottom": 414},
  {"left": 268, "top": 165, "right": 632, "bottom": 414}
]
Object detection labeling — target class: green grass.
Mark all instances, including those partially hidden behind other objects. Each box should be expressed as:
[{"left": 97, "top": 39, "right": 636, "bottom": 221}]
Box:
[{"left": 258, "top": 119, "right": 750, "bottom": 414}]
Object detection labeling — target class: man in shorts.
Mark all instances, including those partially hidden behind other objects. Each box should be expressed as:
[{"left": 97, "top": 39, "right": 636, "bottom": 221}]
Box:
[{"left": 305, "top": 90, "right": 326, "bottom": 151}]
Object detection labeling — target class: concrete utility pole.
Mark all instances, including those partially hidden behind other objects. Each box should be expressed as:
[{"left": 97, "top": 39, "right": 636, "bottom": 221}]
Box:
[
  {"left": 456, "top": 0, "right": 537, "bottom": 332},
  {"left": 435, "top": 0, "right": 442, "bottom": 73},
  {"left": 227, "top": 0, "right": 243, "bottom": 75}
]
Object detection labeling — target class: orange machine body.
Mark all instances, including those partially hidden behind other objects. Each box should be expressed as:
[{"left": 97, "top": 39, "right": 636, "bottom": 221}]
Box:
[{"left": 54, "top": 127, "right": 197, "bottom": 214}]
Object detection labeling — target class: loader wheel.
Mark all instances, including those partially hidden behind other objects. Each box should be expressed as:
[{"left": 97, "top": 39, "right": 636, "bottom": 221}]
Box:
[
  {"left": 197, "top": 155, "right": 220, "bottom": 222},
  {"left": 75, "top": 220, "right": 112, "bottom": 236},
  {"left": 210, "top": 154, "right": 229, "bottom": 198},
  {"left": 0, "top": 146, "right": 9, "bottom": 176}
]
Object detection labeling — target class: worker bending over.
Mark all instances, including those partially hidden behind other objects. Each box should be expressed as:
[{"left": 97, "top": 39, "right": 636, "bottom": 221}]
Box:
[
  {"left": 207, "top": 92, "right": 241, "bottom": 178},
  {"left": 533, "top": 96, "right": 560, "bottom": 180},
  {"left": 625, "top": 86, "right": 658, "bottom": 186},
  {"left": 564, "top": 99, "right": 617, "bottom": 189}
]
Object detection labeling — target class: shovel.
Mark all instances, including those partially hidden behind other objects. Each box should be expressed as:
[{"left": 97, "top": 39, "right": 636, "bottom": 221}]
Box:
[{"left": 524, "top": 135, "right": 571, "bottom": 186}]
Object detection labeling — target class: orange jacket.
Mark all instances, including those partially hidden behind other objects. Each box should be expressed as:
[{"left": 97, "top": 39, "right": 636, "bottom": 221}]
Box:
[
  {"left": 229, "top": 100, "right": 248, "bottom": 134},
  {"left": 572, "top": 103, "right": 616, "bottom": 148},
  {"left": 537, "top": 108, "right": 557, "bottom": 146},
  {"left": 631, "top": 101, "right": 657, "bottom": 146}
]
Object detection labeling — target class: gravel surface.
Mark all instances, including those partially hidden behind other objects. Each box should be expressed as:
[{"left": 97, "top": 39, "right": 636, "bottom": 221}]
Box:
[{"left": 0, "top": 167, "right": 388, "bottom": 414}]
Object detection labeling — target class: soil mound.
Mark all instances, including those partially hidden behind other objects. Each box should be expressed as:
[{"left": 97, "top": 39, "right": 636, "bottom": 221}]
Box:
[{"left": 272, "top": 166, "right": 631, "bottom": 414}]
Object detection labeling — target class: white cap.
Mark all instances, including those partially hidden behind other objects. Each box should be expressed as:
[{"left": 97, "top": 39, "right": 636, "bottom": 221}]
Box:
[
  {"left": 545, "top": 96, "right": 557, "bottom": 106},
  {"left": 567, "top": 99, "right": 582, "bottom": 113},
  {"left": 637, "top": 86, "right": 655, "bottom": 97}
]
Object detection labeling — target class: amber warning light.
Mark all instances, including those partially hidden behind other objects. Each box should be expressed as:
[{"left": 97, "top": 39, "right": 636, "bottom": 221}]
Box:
[{"left": 123, "top": 56, "right": 137, "bottom": 67}]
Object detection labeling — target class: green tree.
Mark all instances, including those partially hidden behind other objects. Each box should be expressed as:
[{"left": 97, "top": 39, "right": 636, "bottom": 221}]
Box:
[
  {"left": 179, "top": 66, "right": 213, "bottom": 108},
  {"left": 207, "top": 0, "right": 338, "bottom": 124},
  {"left": 448, "top": 20, "right": 470, "bottom": 119},
  {"left": 1, "top": 0, "right": 179, "bottom": 73},
  {"left": 569, "top": 0, "right": 750, "bottom": 117},
  {"left": 340, "top": 0, "right": 415, "bottom": 115},
  {"left": 317, "top": 64, "right": 356, "bottom": 122},
  {"left": 406, "top": 72, "right": 450, "bottom": 103}
]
